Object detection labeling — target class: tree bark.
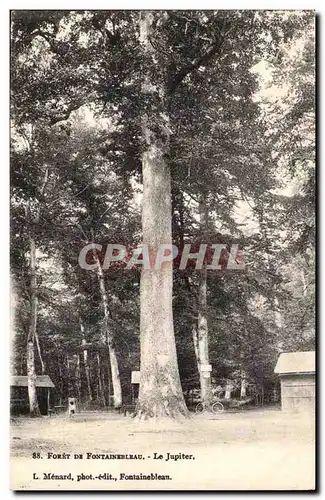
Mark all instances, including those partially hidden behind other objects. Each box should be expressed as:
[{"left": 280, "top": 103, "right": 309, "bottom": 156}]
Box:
[
  {"left": 192, "top": 324, "right": 200, "bottom": 373},
  {"left": 76, "top": 354, "right": 81, "bottom": 402},
  {"left": 240, "top": 372, "right": 247, "bottom": 399},
  {"left": 25, "top": 168, "right": 49, "bottom": 416},
  {"left": 92, "top": 254, "right": 122, "bottom": 409},
  {"left": 97, "top": 353, "right": 106, "bottom": 406},
  {"left": 27, "top": 235, "right": 41, "bottom": 417},
  {"left": 80, "top": 320, "right": 92, "bottom": 401},
  {"left": 197, "top": 267, "right": 212, "bottom": 404},
  {"left": 27, "top": 341, "right": 40, "bottom": 416},
  {"left": 240, "top": 351, "right": 247, "bottom": 399},
  {"left": 58, "top": 354, "right": 63, "bottom": 405},
  {"left": 135, "top": 12, "right": 188, "bottom": 420},
  {"left": 107, "top": 360, "right": 112, "bottom": 407},
  {"left": 301, "top": 269, "right": 307, "bottom": 297},
  {"left": 225, "top": 381, "right": 232, "bottom": 400},
  {"left": 35, "top": 329, "right": 45, "bottom": 375},
  {"left": 274, "top": 296, "right": 282, "bottom": 329},
  {"left": 196, "top": 198, "right": 212, "bottom": 405},
  {"left": 67, "top": 355, "right": 71, "bottom": 396}
]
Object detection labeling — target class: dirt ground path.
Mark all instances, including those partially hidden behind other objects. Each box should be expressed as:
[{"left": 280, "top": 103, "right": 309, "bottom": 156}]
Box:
[{"left": 10, "top": 408, "right": 315, "bottom": 490}]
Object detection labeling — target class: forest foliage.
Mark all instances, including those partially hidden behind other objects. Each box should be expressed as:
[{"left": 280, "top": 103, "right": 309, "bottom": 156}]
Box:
[{"left": 10, "top": 10, "right": 315, "bottom": 415}]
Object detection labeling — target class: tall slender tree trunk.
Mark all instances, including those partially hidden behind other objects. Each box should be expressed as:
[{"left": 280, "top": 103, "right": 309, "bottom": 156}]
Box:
[
  {"left": 27, "top": 236, "right": 40, "bottom": 417},
  {"left": 107, "top": 360, "right": 112, "bottom": 407},
  {"left": 225, "top": 381, "right": 232, "bottom": 400},
  {"left": 93, "top": 255, "right": 122, "bottom": 409},
  {"left": 76, "top": 354, "right": 81, "bottom": 402},
  {"left": 80, "top": 320, "right": 92, "bottom": 401},
  {"left": 35, "top": 330, "right": 45, "bottom": 375},
  {"left": 58, "top": 354, "right": 63, "bottom": 405},
  {"left": 67, "top": 355, "right": 71, "bottom": 396},
  {"left": 195, "top": 198, "right": 212, "bottom": 405},
  {"left": 258, "top": 205, "right": 283, "bottom": 331},
  {"left": 192, "top": 324, "right": 200, "bottom": 373},
  {"left": 274, "top": 296, "right": 282, "bottom": 329},
  {"left": 135, "top": 12, "right": 188, "bottom": 420},
  {"left": 10, "top": 276, "right": 18, "bottom": 375},
  {"left": 240, "top": 350, "right": 247, "bottom": 399},
  {"left": 25, "top": 169, "right": 48, "bottom": 416},
  {"left": 301, "top": 269, "right": 307, "bottom": 297},
  {"left": 97, "top": 353, "right": 105, "bottom": 406},
  {"left": 27, "top": 342, "right": 40, "bottom": 416},
  {"left": 197, "top": 267, "right": 212, "bottom": 404},
  {"left": 240, "top": 372, "right": 247, "bottom": 399}
]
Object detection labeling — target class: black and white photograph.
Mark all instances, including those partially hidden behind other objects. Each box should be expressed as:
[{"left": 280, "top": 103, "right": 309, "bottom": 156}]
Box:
[{"left": 10, "top": 9, "right": 315, "bottom": 491}]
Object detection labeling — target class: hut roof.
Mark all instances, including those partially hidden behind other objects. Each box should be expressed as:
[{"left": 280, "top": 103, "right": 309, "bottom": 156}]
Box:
[
  {"left": 10, "top": 375, "right": 55, "bottom": 388},
  {"left": 274, "top": 351, "right": 315, "bottom": 375}
]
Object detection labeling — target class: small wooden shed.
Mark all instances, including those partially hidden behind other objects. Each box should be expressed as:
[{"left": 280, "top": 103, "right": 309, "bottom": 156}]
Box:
[
  {"left": 274, "top": 351, "right": 315, "bottom": 413},
  {"left": 10, "top": 375, "right": 55, "bottom": 415}
]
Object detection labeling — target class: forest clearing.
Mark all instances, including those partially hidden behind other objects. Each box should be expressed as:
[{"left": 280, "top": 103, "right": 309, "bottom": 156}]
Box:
[{"left": 11, "top": 409, "right": 315, "bottom": 490}]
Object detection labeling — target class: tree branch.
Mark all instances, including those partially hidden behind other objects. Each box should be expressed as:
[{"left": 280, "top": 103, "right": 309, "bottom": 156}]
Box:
[
  {"left": 49, "top": 100, "right": 85, "bottom": 126},
  {"left": 167, "top": 36, "right": 224, "bottom": 92},
  {"left": 34, "top": 29, "right": 59, "bottom": 54}
]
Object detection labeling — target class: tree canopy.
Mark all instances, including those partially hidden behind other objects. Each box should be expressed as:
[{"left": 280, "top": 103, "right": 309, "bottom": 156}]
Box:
[{"left": 10, "top": 10, "right": 315, "bottom": 418}]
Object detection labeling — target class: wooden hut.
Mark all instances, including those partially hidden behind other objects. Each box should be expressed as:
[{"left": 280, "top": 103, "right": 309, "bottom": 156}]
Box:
[
  {"left": 10, "top": 375, "right": 55, "bottom": 415},
  {"left": 274, "top": 351, "right": 315, "bottom": 413}
]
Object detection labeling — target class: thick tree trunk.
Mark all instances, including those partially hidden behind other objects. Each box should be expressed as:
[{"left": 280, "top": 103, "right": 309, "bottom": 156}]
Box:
[
  {"left": 136, "top": 150, "right": 188, "bottom": 418},
  {"left": 27, "top": 236, "right": 40, "bottom": 417},
  {"left": 94, "top": 256, "right": 122, "bottom": 408},
  {"left": 135, "top": 12, "right": 188, "bottom": 420}
]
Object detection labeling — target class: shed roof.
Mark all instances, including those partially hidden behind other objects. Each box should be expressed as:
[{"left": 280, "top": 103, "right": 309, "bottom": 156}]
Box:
[
  {"left": 274, "top": 351, "right": 315, "bottom": 375},
  {"left": 10, "top": 375, "right": 55, "bottom": 388}
]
